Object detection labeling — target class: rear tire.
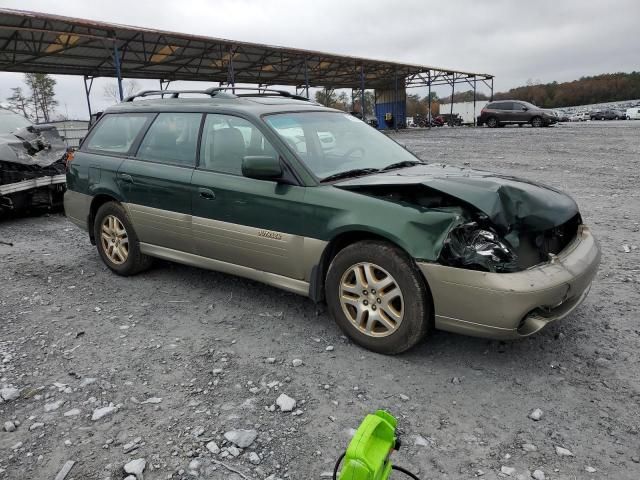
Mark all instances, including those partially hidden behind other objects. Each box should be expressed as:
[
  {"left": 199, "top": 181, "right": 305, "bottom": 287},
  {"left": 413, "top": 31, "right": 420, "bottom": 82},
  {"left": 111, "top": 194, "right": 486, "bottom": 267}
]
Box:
[
  {"left": 486, "top": 117, "right": 499, "bottom": 128},
  {"left": 93, "top": 201, "right": 152, "bottom": 276},
  {"left": 325, "top": 240, "right": 431, "bottom": 354}
]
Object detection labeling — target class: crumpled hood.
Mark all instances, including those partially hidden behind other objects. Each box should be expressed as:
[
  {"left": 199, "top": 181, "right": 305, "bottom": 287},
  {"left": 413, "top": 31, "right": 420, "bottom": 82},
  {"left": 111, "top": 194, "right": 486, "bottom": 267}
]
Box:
[
  {"left": 334, "top": 163, "right": 579, "bottom": 232},
  {"left": 0, "top": 127, "right": 67, "bottom": 168}
]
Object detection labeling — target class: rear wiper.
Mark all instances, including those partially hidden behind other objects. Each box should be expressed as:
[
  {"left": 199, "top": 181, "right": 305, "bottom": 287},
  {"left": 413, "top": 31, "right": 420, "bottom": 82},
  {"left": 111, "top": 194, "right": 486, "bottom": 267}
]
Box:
[
  {"left": 320, "top": 168, "right": 380, "bottom": 183},
  {"left": 380, "top": 160, "right": 422, "bottom": 171}
]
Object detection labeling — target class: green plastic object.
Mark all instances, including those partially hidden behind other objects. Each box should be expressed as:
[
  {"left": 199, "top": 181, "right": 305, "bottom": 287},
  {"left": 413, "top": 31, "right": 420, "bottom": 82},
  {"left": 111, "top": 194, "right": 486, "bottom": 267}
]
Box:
[{"left": 339, "top": 410, "right": 398, "bottom": 480}]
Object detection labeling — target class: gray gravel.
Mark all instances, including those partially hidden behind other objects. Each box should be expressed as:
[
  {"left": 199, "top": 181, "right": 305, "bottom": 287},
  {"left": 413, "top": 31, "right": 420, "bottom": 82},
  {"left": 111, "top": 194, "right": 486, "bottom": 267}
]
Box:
[{"left": 0, "top": 120, "right": 639, "bottom": 479}]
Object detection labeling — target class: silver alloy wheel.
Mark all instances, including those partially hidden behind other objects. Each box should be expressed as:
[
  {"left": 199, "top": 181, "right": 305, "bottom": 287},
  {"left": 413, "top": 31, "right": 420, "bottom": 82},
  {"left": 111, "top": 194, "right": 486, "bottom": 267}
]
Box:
[
  {"left": 101, "top": 215, "right": 129, "bottom": 265},
  {"left": 339, "top": 262, "right": 404, "bottom": 337}
]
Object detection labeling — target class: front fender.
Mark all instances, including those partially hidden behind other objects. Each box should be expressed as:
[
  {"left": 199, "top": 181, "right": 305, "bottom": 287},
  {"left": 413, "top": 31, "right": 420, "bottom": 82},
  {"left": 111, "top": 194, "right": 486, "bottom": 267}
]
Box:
[{"left": 324, "top": 209, "right": 463, "bottom": 261}]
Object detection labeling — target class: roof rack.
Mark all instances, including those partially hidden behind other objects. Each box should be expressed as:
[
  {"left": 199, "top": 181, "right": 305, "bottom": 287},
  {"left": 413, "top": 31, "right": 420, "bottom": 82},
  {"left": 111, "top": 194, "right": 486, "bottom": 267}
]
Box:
[{"left": 124, "top": 87, "right": 311, "bottom": 103}]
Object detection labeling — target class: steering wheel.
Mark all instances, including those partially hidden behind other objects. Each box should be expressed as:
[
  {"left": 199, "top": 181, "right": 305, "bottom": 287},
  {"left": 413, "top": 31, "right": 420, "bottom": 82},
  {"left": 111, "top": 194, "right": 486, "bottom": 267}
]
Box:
[{"left": 340, "top": 146, "right": 365, "bottom": 159}]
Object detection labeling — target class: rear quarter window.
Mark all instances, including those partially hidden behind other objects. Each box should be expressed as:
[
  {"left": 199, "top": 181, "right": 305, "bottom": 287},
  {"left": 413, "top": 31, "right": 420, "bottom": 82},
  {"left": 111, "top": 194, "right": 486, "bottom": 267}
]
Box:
[
  {"left": 136, "top": 112, "right": 202, "bottom": 167},
  {"left": 84, "top": 113, "right": 152, "bottom": 154}
]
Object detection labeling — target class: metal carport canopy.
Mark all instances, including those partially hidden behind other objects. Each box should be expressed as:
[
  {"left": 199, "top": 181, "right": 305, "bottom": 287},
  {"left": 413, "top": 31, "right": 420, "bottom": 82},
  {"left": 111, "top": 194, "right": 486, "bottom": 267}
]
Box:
[{"left": 0, "top": 8, "right": 493, "bottom": 89}]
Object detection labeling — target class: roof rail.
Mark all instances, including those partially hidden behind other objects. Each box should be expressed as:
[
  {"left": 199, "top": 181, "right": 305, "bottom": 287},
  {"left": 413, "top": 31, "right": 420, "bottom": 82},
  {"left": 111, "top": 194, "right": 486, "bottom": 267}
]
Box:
[
  {"left": 205, "top": 87, "right": 311, "bottom": 101},
  {"left": 123, "top": 89, "right": 227, "bottom": 102},
  {"left": 124, "top": 87, "right": 311, "bottom": 102}
]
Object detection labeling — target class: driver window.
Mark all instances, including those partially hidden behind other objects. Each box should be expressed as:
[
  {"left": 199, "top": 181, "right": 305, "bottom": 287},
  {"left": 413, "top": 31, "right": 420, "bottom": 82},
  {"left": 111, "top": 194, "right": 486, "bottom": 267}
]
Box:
[{"left": 199, "top": 114, "right": 277, "bottom": 175}]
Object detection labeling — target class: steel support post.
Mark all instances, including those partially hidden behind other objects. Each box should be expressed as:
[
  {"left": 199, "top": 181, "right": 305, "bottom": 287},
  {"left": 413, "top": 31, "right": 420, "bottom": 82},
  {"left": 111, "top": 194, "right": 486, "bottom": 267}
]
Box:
[
  {"left": 360, "top": 65, "right": 366, "bottom": 121},
  {"left": 449, "top": 75, "right": 455, "bottom": 126},
  {"left": 159, "top": 79, "right": 171, "bottom": 98},
  {"left": 490, "top": 78, "right": 494, "bottom": 101},
  {"left": 112, "top": 43, "right": 123, "bottom": 101},
  {"left": 227, "top": 46, "right": 236, "bottom": 94},
  {"left": 83, "top": 75, "right": 94, "bottom": 119},
  {"left": 394, "top": 69, "right": 398, "bottom": 131},
  {"left": 304, "top": 58, "right": 310, "bottom": 99},
  {"left": 473, "top": 76, "right": 477, "bottom": 126},
  {"left": 427, "top": 70, "right": 432, "bottom": 130}
]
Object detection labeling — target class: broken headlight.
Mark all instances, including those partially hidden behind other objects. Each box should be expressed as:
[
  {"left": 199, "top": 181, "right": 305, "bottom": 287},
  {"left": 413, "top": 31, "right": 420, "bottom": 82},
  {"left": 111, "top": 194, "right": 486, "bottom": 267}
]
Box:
[{"left": 441, "top": 221, "right": 519, "bottom": 273}]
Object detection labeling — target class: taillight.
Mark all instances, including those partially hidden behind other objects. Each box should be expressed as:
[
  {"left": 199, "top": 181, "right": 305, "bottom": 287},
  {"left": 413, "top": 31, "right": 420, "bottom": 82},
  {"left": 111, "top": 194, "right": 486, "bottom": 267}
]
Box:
[{"left": 65, "top": 149, "right": 75, "bottom": 170}]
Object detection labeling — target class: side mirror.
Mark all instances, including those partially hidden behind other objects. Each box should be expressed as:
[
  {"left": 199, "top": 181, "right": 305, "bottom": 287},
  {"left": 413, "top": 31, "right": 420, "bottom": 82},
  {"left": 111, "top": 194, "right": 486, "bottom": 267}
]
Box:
[
  {"left": 522, "top": 106, "right": 528, "bottom": 111},
  {"left": 242, "top": 155, "right": 283, "bottom": 180}
]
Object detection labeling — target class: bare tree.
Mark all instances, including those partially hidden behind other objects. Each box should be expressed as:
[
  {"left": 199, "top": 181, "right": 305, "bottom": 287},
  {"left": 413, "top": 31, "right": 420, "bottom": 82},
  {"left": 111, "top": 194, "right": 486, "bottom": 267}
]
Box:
[
  {"left": 103, "top": 80, "right": 141, "bottom": 102},
  {"left": 24, "top": 73, "right": 58, "bottom": 122},
  {"left": 6, "top": 87, "right": 32, "bottom": 120}
]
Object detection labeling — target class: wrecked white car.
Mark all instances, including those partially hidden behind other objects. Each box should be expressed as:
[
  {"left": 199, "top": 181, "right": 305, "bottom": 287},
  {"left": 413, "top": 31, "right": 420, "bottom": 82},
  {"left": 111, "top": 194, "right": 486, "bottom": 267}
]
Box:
[{"left": 0, "top": 109, "right": 67, "bottom": 215}]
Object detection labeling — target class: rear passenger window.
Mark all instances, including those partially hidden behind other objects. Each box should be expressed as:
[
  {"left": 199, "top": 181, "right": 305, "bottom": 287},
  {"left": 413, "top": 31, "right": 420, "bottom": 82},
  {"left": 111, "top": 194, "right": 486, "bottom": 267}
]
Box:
[
  {"left": 199, "top": 114, "right": 278, "bottom": 175},
  {"left": 85, "top": 114, "right": 150, "bottom": 154},
  {"left": 137, "top": 113, "right": 202, "bottom": 166},
  {"left": 489, "top": 102, "right": 507, "bottom": 110}
]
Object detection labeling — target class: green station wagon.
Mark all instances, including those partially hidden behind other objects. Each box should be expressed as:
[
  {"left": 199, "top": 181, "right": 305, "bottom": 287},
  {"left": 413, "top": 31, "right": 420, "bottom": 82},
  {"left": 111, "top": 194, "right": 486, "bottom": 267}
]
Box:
[{"left": 65, "top": 88, "right": 601, "bottom": 354}]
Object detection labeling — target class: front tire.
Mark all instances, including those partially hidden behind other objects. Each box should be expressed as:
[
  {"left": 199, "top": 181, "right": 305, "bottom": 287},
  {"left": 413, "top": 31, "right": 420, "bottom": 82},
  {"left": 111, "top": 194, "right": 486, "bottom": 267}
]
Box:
[
  {"left": 531, "top": 116, "right": 543, "bottom": 128},
  {"left": 325, "top": 241, "right": 431, "bottom": 354},
  {"left": 93, "top": 202, "right": 152, "bottom": 276}
]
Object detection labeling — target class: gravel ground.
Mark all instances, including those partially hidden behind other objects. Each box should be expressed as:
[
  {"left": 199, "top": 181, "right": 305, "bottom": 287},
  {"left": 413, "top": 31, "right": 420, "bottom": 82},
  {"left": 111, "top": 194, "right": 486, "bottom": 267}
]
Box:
[{"left": 1, "top": 120, "right": 639, "bottom": 480}]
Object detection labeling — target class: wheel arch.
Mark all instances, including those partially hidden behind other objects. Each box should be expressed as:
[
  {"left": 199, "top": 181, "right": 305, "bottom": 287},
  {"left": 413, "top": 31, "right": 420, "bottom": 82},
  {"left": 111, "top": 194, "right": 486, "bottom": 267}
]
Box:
[
  {"left": 309, "top": 229, "right": 433, "bottom": 308},
  {"left": 88, "top": 193, "right": 122, "bottom": 245},
  {"left": 486, "top": 116, "right": 499, "bottom": 127}
]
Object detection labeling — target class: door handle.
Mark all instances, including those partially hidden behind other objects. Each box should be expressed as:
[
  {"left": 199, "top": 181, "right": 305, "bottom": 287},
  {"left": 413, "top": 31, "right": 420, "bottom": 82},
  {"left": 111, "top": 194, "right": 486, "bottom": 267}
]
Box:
[
  {"left": 118, "top": 173, "right": 134, "bottom": 183},
  {"left": 199, "top": 188, "right": 216, "bottom": 200}
]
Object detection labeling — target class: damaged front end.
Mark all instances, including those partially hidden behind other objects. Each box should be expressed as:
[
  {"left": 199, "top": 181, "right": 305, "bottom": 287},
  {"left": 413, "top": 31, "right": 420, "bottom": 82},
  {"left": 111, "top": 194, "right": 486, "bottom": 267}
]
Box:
[
  {"left": 334, "top": 163, "right": 583, "bottom": 273},
  {"left": 0, "top": 123, "right": 68, "bottom": 215},
  {"left": 438, "top": 212, "right": 582, "bottom": 273},
  {"left": 440, "top": 220, "right": 518, "bottom": 272}
]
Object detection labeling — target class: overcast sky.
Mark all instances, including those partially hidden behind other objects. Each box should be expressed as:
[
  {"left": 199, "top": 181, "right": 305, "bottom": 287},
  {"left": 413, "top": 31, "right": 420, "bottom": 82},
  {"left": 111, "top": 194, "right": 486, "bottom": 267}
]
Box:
[{"left": 1, "top": 0, "right": 638, "bottom": 119}]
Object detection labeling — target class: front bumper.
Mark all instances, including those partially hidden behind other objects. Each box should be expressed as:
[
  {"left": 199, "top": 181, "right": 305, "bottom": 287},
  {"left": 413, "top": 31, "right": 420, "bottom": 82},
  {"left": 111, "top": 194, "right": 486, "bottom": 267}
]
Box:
[{"left": 418, "top": 225, "right": 600, "bottom": 339}]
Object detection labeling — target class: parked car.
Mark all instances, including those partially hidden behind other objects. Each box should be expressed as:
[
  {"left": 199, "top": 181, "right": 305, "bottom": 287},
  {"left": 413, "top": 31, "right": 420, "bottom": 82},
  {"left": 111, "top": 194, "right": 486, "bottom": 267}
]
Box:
[
  {"left": 569, "top": 112, "right": 590, "bottom": 122},
  {"left": 590, "top": 109, "right": 619, "bottom": 120},
  {"left": 477, "top": 100, "right": 557, "bottom": 127},
  {"left": 65, "top": 88, "right": 600, "bottom": 354},
  {"left": 554, "top": 110, "right": 570, "bottom": 122},
  {"left": 613, "top": 109, "right": 627, "bottom": 120},
  {"left": 626, "top": 107, "right": 640, "bottom": 120},
  {"left": 0, "top": 108, "right": 68, "bottom": 215}
]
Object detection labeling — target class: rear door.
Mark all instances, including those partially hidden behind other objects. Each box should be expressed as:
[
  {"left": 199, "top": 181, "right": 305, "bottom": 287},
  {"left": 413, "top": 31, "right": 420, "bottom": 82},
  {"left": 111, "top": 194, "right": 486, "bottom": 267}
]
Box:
[
  {"left": 488, "top": 102, "right": 512, "bottom": 123},
  {"left": 191, "top": 113, "right": 307, "bottom": 279},
  {"left": 118, "top": 112, "right": 203, "bottom": 253}
]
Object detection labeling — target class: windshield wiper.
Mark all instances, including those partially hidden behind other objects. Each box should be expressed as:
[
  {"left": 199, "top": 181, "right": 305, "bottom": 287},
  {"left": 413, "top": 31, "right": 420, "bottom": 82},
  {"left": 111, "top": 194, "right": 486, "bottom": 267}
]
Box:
[
  {"left": 320, "top": 168, "right": 380, "bottom": 183},
  {"left": 380, "top": 160, "right": 422, "bottom": 171}
]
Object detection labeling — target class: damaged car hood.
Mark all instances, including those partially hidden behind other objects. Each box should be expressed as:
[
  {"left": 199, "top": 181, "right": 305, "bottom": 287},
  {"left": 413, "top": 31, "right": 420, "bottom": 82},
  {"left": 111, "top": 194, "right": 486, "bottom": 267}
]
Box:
[
  {"left": 334, "top": 163, "right": 579, "bottom": 232},
  {"left": 0, "top": 127, "right": 67, "bottom": 168}
]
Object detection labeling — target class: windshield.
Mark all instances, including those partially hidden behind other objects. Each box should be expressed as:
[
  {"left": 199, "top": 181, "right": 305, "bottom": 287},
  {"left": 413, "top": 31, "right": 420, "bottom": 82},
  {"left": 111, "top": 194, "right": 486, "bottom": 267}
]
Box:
[
  {"left": 264, "top": 112, "right": 420, "bottom": 180},
  {"left": 0, "top": 110, "right": 33, "bottom": 134}
]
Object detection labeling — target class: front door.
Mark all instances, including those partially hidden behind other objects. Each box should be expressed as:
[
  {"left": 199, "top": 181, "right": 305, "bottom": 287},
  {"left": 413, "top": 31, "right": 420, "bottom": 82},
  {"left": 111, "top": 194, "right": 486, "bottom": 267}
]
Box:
[
  {"left": 511, "top": 102, "right": 529, "bottom": 122},
  {"left": 118, "top": 112, "right": 202, "bottom": 252},
  {"left": 191, "top": 113, "right": 307, "bottom": 279}
]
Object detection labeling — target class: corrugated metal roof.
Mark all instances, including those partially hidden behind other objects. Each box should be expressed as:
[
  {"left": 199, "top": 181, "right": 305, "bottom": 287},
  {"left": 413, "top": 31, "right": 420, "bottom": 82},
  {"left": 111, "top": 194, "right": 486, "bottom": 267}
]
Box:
[{"left": 0, "top": 8, "right": 492, "bottom": 88}]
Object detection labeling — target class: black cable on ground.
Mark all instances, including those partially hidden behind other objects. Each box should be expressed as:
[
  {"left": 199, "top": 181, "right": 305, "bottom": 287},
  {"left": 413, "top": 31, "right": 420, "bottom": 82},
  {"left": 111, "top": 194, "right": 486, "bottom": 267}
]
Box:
[
  {"left": 392, "top": 464, "right": 422, "bottom": 479},
  {"left": 333, "top": 452, "right": 345, "bottom": 480},
  {"left": 333, "top": 452, "right": 421, "bottom": 480}
]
